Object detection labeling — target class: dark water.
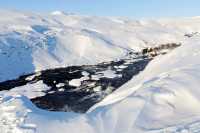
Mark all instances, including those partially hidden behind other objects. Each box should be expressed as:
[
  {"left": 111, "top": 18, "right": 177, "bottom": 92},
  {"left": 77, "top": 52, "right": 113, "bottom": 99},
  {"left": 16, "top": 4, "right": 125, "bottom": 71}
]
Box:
[{"left": 0, "top": 43, "right": 181, "bottom": 113}]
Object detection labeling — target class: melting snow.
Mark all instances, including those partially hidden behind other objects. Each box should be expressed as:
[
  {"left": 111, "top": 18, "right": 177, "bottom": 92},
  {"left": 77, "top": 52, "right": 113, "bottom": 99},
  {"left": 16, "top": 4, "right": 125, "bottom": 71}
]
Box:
[{"left": 1, "top": 10, "right": 200, "bottom": 133}]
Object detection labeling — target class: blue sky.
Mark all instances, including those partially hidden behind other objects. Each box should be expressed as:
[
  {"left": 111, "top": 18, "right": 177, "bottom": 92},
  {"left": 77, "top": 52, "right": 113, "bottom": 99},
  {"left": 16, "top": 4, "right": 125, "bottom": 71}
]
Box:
[{"left": 1, "top": 0, "right": 200, "bottom": 18}]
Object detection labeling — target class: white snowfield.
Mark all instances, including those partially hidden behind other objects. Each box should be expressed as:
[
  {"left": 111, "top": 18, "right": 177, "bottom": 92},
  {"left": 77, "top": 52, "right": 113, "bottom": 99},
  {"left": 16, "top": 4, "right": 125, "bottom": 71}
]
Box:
[
  {"left": 1, "top": 10, "right": 200, "bottom": 82},
  {"left": 1, "top": 10, "right": 200, "bottom": 133}
]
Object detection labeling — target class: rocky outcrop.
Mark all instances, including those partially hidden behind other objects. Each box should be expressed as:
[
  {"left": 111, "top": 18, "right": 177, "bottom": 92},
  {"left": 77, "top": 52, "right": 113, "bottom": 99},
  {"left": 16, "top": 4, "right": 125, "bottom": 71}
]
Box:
[{"left": 142, "top": 43, "right": 181, "bottom": 57}]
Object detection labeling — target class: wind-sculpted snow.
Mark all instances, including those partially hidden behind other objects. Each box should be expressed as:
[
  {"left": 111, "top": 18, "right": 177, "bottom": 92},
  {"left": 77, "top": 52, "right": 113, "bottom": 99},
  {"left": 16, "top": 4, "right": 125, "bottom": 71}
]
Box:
[
  {"left": 1, "top": 10, "right": 200, "bottom": 133},
  {"left": 0, "top": 43, "right": 180, "bottom": 113},
  {"left": 0, "top": 52, "right": 151, "bottom": 113},
  {"left": 0, "top": 40, "right": 199, "bottom": 133},
  {"left": 1, "top": 10, "right": 200, "bottom": 82}
]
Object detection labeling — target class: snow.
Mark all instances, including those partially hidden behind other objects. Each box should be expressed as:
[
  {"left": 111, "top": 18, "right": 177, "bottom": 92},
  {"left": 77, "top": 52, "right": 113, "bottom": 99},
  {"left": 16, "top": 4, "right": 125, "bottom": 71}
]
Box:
[
  {"left": 93, "top": 86, "right": 102, "bottom": 92},
  {"left": 118, "top": 65, "right": 128, "bottom": 69},
  {"left": 0, "top": 81, "right": 50, "bottom": 99},
  {"left": 58, "top": 88, "right": 65, "bottom": 92},
  {"left": 2, "top": 10, "right": 200, "bottom": 82},
  {"left": 56, "top": 83, "right": 65, "bottom": 88},
  {"left": 88, "top": 40, "right": 200, "bottom": 131},
  {"left": 99, "top": 70, "right": 116, "bottom": 78},
  {"left": 69, "top": 76, "right": 89, "bottom": 87},
  {"left": 2, "top": 39, "right": 198, "bottom": 133},
  {"left": 95, "top": 69, "right": 119, "bottom": 79},
  {"left": 1, "top": 10, "right": 200, "bottom": 133},
  {"left": 0, "top": 10, "right": 127, "bottom": 82},
  {"left": 51, "top": 11, "right": 65, "bottom": 16}
]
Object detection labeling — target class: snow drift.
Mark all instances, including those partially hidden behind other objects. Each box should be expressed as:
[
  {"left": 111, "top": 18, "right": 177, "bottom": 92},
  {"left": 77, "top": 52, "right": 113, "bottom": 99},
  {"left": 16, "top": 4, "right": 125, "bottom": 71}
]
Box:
[
  {"left": 1, "top": 10, "right": 200, "bottom": 133},
  {"left": 1, "top": 10, "right": 199, "bottom": 82},
  {"left": 1, "top": 39, "right": 200, "bottom": 133}
]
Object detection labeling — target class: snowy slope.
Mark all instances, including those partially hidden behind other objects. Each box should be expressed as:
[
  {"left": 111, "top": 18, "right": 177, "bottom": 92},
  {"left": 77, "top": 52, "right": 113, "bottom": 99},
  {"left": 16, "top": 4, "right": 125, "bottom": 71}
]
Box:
[
  {"left": 88, "top": 39, "right": 200, "bottom": 132},
  {"left": 1, "top": 10, "right": 200, "bottom": 133},
  {"left": 1, "top": 10, "right": 200, "bottom": 82},
  {"left": 1, "top": 37, "right": 200, "bottom": 133}
]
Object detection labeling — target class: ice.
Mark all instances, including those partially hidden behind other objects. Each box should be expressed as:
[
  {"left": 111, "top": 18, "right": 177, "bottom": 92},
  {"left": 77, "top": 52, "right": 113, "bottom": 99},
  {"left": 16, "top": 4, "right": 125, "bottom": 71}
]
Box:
[
  {"left": 56, "top": 83, "right": 65, "bottom": 88},
  {"left": 3, "top": 81, "right": 50, "bottom": 99},
  {"left": 1, "top": 10, "right": 200, "bottom": 133},
  {"left": 69, "top": 76, "right": 89, "bottom": 87},
  {"left": 96, "top": 69, "right": 118, "bottom": 79},
  {"left": 1, "top": 10, "right": 197, "bottom": 82}
]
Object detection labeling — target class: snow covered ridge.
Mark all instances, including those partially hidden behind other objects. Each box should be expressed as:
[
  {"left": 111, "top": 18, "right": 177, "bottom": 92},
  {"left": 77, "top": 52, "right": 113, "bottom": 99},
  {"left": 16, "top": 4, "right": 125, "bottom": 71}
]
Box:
[
  {"left": 0, "top": 43, "right": 180, "bottom": 113},
  {"left": 0, "top": 51, "right": 151, "bottom": 113},
  {"left": 1, "top": 10, "right": 200, "bottom": 132},
  {"left": 0, "top": 39, "right": 200, "bottom": 133},
  {"left": 1, "top": 10, "right": 200, "bottom": 82}
]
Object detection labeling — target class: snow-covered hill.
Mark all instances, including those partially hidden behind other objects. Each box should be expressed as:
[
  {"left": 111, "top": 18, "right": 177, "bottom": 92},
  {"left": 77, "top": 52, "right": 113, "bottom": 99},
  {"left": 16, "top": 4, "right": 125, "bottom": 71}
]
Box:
[
  {"left": 1, "top": 10, "right": 200, "bottom": 133},
  {"left": 1, "top": 10, "right": 200, "bottom": 82}
]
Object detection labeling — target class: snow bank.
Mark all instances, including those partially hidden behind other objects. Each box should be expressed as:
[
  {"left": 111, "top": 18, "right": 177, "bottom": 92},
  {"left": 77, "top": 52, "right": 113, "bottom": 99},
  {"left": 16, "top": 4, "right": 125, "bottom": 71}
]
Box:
[
  {"left": 88, "top": 40, "right": 200, "bottom": 132},
  {"left": 1, "top": 10, "right": 200, "bottom": 82},
  {"left": 1, "top": 37, "right": 200, "bottom": 133},
  {"left": 1, "top": 10, "right": 200, "bottom": 133}
]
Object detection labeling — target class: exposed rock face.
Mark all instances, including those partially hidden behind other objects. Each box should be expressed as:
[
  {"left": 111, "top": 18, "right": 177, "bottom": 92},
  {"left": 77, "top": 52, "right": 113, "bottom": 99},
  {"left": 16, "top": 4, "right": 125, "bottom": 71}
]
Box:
[{"left": 142, "top": 43, "right": 181, "bottom": 57}]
